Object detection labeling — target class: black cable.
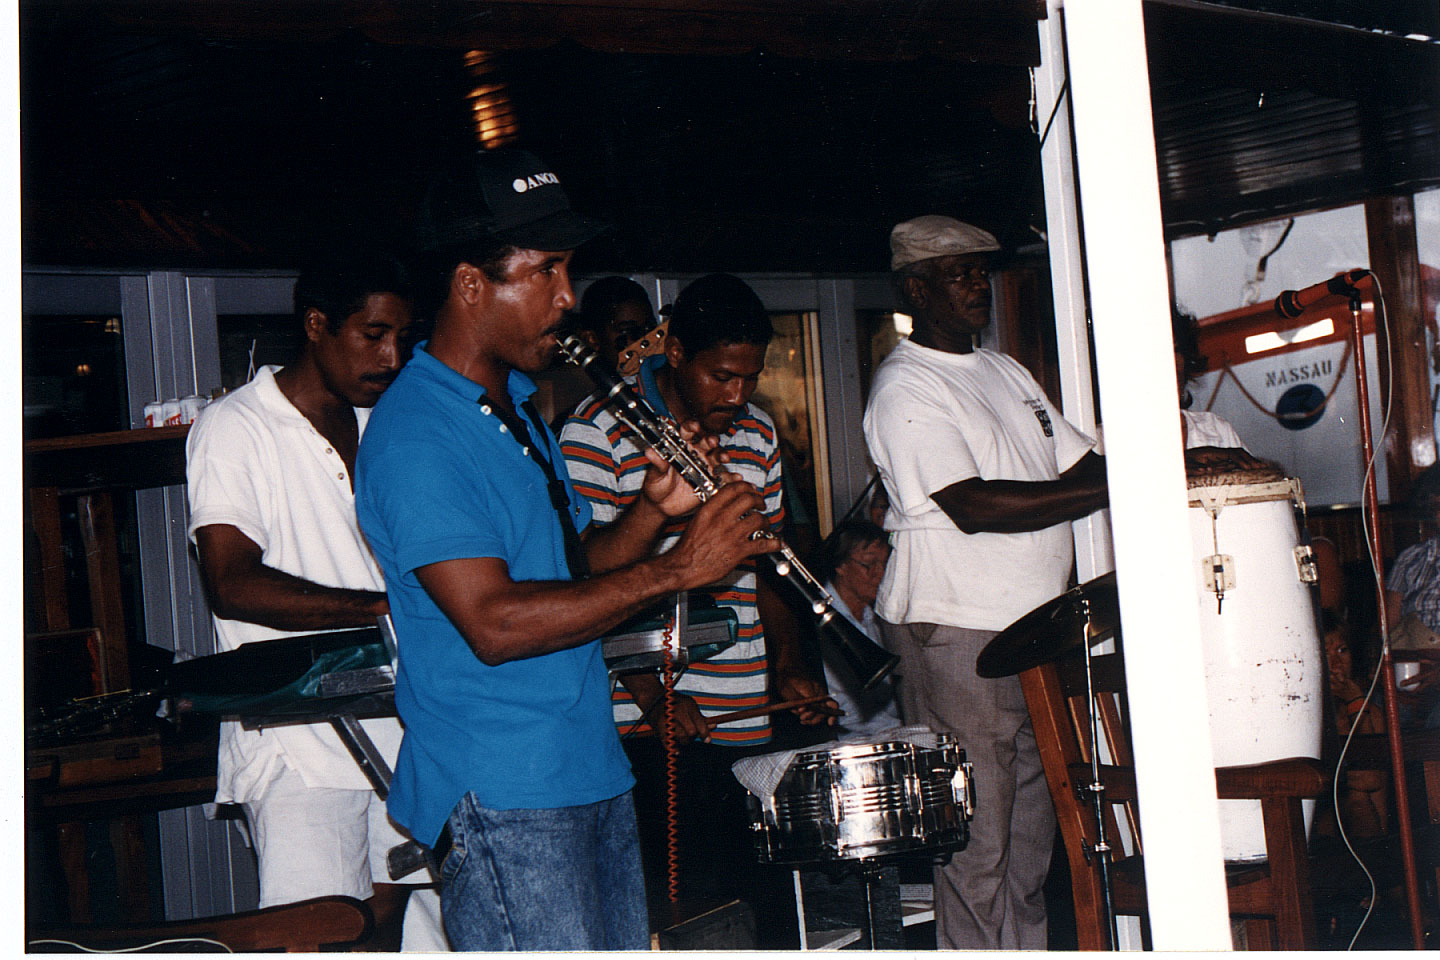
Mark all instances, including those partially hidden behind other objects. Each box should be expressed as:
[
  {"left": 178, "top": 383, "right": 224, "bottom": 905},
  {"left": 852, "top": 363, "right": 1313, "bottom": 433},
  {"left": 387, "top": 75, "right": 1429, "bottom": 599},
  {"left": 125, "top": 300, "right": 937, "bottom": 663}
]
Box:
[{"left": 1037, "top": 76, "right": 1069, "bottom": 151}]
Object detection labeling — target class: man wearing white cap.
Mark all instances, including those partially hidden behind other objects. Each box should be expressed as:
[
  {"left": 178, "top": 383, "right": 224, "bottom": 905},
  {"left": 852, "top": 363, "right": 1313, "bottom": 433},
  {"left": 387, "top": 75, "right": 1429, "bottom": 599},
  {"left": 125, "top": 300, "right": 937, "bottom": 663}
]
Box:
[{"left": 862, "top": 215, "right": 1109, "bottom": 949}]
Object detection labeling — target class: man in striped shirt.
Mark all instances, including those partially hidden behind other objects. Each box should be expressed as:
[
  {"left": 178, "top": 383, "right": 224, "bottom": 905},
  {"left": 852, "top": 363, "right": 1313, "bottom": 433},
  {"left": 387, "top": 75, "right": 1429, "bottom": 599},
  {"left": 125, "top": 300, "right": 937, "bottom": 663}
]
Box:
[{"left": 560, "top": 272, "right": 832, "bottom": 937}]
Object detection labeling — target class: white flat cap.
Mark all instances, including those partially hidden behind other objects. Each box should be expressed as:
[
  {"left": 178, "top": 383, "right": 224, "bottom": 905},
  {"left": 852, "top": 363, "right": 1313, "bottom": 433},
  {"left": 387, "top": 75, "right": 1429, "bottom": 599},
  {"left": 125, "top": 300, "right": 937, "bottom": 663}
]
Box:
[{"left": 890, "top": 215, "right": 1001, "bottom": 270}]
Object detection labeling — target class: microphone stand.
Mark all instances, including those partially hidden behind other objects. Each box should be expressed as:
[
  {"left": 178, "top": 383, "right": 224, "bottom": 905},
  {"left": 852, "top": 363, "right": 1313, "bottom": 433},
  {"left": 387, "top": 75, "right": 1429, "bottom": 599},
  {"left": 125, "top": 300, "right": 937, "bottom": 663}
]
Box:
[
  {"left": 1346, "top": 290, "right": 1425, "bottom": 950},
  {"left": 1079, "top": 596, "right": 1120, "bottom": 949}
]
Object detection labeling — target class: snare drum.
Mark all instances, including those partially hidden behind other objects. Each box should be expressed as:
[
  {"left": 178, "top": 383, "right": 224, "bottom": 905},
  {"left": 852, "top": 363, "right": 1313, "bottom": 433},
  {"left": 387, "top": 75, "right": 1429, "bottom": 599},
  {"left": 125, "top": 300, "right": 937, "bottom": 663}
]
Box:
[
  {"left": 745, "top": 735, "right": 975, "bottom": 864},
  {"left": 1186, "top": 458, "right": 1324, "bottom": 862}
]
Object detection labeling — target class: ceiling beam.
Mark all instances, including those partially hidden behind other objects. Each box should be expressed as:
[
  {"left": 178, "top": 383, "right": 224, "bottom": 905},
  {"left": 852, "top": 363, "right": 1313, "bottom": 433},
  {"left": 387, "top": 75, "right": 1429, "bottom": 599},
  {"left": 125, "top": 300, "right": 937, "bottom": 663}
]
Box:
[{"left": 26, "top": 0, "right": 1046, "bottom": 65}]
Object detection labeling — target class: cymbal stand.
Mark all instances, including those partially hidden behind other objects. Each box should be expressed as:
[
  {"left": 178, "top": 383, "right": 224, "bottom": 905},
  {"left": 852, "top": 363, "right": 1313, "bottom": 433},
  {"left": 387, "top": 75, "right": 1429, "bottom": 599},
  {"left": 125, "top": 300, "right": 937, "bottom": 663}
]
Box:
[{"left": 1078, "top": 596, "right": 1120, "bottom": 949}]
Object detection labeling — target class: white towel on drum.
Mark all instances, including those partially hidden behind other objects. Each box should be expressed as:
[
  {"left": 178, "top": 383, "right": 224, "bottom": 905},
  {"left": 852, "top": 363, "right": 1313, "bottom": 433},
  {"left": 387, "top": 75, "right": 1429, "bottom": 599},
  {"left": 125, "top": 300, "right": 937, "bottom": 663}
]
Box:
[{"left": 730, "top": 725, "right": 944, "bottom": 804}]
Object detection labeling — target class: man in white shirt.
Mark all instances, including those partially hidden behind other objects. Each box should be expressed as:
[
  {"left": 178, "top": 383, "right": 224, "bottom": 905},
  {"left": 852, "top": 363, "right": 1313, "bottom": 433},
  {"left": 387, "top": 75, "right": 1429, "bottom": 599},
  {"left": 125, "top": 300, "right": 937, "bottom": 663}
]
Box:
[
  {"left": 863, "top": 216, "right": 1109, "bottom": 949},
  {"left": 186, "top": 256, "right": 444, "bottom": 950}
]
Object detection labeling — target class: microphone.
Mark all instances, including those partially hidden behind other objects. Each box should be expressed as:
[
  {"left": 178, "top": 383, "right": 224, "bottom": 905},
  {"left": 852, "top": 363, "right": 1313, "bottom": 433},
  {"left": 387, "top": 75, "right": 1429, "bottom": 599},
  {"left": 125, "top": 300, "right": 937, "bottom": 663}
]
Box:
[{"left": 1272, "top": 268, "right": 1370, "bottom": 319}]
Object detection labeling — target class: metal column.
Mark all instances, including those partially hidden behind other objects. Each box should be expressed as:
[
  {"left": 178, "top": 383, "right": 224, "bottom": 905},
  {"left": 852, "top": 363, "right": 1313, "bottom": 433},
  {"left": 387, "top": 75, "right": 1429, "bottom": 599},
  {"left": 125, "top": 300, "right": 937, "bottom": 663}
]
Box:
[{"left": 125, "top": 271, "right": 259, "bottom": 919}]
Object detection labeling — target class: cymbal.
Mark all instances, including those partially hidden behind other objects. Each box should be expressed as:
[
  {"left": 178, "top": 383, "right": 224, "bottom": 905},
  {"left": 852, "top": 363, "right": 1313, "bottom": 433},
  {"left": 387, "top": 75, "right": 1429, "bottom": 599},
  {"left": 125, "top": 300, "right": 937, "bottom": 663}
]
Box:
[{"left": 976, "top": 572, "right": 1120, "bottom": 678}]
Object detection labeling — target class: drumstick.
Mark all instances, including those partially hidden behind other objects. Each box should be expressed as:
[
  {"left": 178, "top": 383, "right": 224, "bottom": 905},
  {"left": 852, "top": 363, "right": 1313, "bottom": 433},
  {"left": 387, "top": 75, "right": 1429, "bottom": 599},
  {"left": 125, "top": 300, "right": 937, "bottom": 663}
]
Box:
[
  {"left": 705, "top": 694, "right": 839, "bottom": 728},
  {"left": 627, "top": 694, "right": 840, "bottom": 739}
]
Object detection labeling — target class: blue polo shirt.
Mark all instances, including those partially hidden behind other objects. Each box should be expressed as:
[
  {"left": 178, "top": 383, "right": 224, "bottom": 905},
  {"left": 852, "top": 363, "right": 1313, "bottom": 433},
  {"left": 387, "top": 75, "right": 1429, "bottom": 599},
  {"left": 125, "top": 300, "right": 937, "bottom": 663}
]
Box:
[{"left": 355, "top": 343, "right": 633, "bottom": 846}]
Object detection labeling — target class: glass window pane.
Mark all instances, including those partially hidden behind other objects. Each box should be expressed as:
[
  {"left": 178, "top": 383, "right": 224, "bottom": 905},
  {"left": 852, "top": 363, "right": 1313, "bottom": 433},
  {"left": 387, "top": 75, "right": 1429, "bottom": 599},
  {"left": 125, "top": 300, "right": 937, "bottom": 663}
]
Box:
[
  {"left": 22, "top": 313, "right": 128, "bottom": 439},
  {"left": 217, "top": 313, "right": 304, "bottom": 392},
  {"left": 754, "top": 311, "right": 827, "bottom": 548},
  {"left": 858, "top": 309, "right": 903, "bottom": 403}
]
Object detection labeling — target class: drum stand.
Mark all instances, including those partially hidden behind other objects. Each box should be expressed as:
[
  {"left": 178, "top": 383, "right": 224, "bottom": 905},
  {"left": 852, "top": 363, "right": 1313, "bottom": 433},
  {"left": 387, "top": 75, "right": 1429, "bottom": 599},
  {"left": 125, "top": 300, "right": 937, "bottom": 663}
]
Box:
[
  {"left": 792, "top": 859, "right": 907, "bottom": 950},
  {"left": 855, "top": 860, "right": 904, "bottom": 949},
  {"left": 1078, "top": 597, "right": 1121, "bottom": 950}
]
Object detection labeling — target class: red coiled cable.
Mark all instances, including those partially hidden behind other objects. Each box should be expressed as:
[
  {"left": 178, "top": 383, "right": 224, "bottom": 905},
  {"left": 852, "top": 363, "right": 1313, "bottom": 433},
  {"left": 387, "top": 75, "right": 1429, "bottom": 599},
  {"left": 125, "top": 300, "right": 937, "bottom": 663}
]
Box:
[{"left": 660, "top": 614, "right": 682, "bottom": 922}]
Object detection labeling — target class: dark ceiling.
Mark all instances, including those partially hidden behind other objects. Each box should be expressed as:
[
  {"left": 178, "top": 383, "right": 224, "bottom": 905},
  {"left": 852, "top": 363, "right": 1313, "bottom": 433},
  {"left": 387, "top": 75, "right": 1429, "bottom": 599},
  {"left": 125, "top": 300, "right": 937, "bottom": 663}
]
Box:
[{"left": 19, "top": 0, "right": 1440, "bottom": 273}]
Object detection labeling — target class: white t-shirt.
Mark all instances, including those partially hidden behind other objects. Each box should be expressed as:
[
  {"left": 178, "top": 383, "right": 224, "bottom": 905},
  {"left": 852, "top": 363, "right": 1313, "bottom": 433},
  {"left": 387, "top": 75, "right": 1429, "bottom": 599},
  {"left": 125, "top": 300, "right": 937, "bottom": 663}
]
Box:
[
  {"left": 1182, "top": 409, "right": 1246, "bottom": 450},
  {"left": 186, "top": 365, "right": 403, "bottom": 802},
  {"left": 862, "top": 341, "right": 1096, "bottom": 631}
]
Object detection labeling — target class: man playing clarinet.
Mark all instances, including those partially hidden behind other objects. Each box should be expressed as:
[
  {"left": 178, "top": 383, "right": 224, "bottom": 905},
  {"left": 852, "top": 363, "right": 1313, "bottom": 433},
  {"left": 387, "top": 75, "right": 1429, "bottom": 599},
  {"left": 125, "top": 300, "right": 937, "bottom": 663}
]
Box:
[
  {"left": 560, "top": 272, "right": 833, "bottom": 940},
  {"left": 355, "top": 150, "right": 773, "bottom": 950}
]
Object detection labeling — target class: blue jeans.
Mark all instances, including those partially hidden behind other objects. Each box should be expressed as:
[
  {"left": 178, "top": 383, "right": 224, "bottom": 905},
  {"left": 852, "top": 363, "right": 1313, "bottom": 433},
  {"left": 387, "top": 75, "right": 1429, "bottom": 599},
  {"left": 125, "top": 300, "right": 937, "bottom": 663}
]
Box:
[{"left": 439, "top": 790, "right": 650, "bottom": 951}]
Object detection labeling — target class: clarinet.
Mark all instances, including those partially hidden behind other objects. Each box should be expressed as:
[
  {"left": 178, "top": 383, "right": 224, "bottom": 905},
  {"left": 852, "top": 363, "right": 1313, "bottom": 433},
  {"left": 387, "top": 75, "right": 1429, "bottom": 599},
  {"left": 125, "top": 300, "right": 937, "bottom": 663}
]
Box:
[{"left": 559, "top": 333, "right": 900, "bottom": 691}]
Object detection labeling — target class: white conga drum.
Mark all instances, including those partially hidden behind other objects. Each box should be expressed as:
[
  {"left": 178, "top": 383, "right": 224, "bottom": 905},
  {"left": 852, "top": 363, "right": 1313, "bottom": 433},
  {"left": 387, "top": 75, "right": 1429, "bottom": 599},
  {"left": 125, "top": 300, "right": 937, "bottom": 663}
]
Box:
[{"left": 1186, "top": 456, "right": 1324, "bottom": 862}]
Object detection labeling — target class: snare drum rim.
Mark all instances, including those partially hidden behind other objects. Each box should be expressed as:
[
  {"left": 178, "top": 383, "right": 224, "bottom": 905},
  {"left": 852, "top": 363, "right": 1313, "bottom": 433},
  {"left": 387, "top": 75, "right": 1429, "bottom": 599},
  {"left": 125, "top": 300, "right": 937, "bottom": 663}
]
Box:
[
  {"left": 794, "top": 740, "right": 914, "bottom": 764},
  {"left": 794, "top": 732, "right": 957, "bottom": 766}
]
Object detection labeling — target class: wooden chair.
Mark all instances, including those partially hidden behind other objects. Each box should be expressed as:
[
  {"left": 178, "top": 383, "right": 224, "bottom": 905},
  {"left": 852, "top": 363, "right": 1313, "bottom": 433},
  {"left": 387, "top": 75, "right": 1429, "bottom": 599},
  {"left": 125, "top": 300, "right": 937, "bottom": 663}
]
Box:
[
  {"left": 1342, "top": 648, "right": 1440, "bottom": 921},
  {"left": 1021, "top": 647, "right": 1328, "bottom": 950},
  {"left": 27, "top": 895, "right": 374, "bottom": 952}
]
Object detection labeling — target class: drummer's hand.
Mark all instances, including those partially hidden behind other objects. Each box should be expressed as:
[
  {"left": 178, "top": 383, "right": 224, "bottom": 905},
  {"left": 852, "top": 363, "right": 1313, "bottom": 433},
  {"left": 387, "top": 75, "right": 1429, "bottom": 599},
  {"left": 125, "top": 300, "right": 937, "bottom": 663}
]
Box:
[
  {"left": 622, "top": 673, "right": 711, "bottom": 742},
  {"left": 1183, "top": 445, "right": 1274, "bottom": 475},
  {"left": 666, "top": 692, "right": 712, "bottom": 741},
  {"left": 777, "top": 673, "right": 840, "bottom": 726}
]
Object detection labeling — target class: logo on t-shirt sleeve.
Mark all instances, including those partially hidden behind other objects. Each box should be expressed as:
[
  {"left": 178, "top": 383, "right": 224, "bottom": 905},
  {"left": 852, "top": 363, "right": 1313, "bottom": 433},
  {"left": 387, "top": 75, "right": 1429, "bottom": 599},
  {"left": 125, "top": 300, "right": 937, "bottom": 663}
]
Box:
[{"left": 1024, "top": 398, "right": 1054, "bottom": 437}]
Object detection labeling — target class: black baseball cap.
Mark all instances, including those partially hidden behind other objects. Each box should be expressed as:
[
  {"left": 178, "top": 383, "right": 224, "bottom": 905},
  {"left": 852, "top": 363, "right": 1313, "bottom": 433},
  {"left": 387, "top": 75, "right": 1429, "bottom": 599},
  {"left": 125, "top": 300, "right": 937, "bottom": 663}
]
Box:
[{"left": 417, "top": 148, "right": 610, "bottom": 253}]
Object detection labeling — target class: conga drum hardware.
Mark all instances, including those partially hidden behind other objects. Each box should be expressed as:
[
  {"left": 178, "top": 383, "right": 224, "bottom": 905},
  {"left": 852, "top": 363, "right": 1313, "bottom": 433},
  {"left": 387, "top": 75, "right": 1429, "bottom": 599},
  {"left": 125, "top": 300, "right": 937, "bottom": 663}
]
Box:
[{"left": 1191, "top": 475, "right": 1309, "bottom": 614}]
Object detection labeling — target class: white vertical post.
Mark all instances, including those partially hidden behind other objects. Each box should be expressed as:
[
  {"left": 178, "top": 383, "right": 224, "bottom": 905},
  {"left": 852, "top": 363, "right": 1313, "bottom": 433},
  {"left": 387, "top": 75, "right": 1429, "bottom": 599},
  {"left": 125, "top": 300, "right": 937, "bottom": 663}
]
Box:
[
  {"left": 1035, "top": 4, "right": 1133, "bottom": 945},
  {"left": 1062, "top": 0, "right": 1232, "bottom": 949},
  {"left": 1035, "top": 0, "right": 1114, "bottom": 586}
]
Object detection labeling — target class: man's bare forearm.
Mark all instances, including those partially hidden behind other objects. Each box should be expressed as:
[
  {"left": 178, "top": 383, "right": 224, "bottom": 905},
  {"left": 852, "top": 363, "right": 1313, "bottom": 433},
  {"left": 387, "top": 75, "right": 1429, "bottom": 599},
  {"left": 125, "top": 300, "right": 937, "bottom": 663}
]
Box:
[
  {"left": 418, "top": 552, "right": 693, "bottom": 665},
  {"left": 584, "top": 495, "right": 670, "bottom": 574},
  {"left": 208, "top": 565, "right": 387, "bottom": 631},
  {"left": 932, "top": 452, "right": 1108, "bottom": 534},
  {"left": 421, "top": 483, "right": 777, "bottom": 666}
]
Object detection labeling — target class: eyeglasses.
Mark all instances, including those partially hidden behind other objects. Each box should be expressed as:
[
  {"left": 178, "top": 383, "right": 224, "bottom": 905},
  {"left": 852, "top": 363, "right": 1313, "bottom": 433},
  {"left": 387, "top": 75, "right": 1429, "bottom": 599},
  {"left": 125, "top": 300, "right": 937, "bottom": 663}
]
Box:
[
  {"left": 845, "top": 555, "right": 888, "bottom": 575},
  {"left": 944, "top": 266, "right": 991, "bottom": 287}
]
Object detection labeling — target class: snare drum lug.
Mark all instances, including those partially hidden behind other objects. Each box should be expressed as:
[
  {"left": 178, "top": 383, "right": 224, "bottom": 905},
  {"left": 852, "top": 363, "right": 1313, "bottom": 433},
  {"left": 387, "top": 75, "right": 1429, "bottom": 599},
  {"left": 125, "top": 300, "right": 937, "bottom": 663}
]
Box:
[
  {"left": 952, "top": 762, "right": 977, "bottom": 819},
  {"left": 1294, "top": 544, "right": 1319, "bottom": 584}
]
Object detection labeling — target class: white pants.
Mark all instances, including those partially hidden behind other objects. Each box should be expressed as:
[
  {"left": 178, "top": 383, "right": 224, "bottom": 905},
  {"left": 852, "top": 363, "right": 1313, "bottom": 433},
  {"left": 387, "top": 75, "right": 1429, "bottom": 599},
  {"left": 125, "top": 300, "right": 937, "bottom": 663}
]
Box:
[{"left": 242, "top": 760, "right": 449, "bottom": 950}]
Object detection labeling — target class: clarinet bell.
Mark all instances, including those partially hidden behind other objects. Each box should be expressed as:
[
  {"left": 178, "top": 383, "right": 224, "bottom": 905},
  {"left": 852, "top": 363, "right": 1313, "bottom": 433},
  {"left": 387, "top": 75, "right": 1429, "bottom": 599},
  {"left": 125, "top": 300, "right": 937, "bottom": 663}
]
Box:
[{"left": 820, "top": 613, "right": 900, "bottom": 692}]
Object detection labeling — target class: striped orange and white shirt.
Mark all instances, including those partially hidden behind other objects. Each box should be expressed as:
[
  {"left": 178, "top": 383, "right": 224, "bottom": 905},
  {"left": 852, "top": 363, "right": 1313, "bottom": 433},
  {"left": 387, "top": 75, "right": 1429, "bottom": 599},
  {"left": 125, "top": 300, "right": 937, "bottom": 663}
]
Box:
[{"left": 559, "top": 356, "right": 786, "bottom": 745}]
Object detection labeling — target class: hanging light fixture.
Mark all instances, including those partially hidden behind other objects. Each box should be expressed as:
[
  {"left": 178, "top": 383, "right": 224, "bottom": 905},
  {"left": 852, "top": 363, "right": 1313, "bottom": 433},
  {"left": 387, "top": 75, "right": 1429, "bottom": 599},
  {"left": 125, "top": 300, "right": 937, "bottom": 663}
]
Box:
[{"left": 463, "top": 50, "right": 520, "bottom": 150}]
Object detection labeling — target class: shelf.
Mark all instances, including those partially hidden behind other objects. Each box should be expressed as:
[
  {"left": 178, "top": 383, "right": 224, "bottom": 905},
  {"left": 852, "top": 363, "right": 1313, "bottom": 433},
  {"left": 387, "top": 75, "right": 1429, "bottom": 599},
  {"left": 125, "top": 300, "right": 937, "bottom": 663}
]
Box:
[
  {"left": 25, "top": 426, "right": 190, "bottom": 491},
  {"left": 801, "top": 898, "right": 933, "bottom": 952}
]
